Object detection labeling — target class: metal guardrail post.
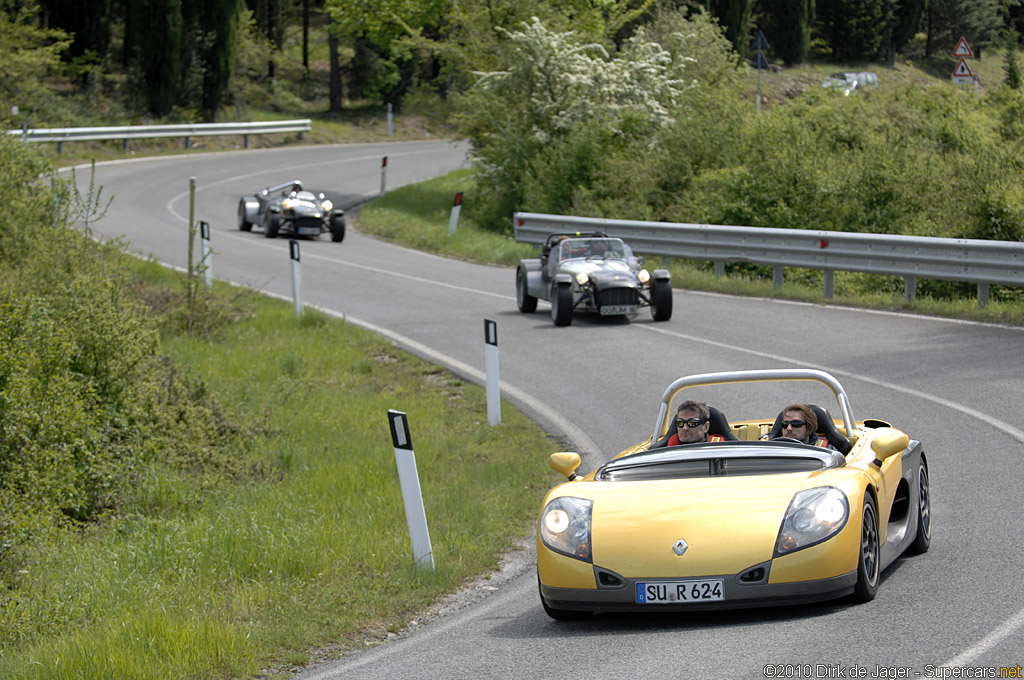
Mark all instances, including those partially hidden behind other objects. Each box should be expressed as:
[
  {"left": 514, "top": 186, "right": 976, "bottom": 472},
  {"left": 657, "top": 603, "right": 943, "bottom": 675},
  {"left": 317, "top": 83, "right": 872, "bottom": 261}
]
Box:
[
  {"left": 904, "top": 276, "right": 916, "bottom": 303},
  {"left": 824, "top": 270, "right": 835, "bottom": 298},
  {"left": 978, "top": 283, "right": 990, "bottom": 307}
]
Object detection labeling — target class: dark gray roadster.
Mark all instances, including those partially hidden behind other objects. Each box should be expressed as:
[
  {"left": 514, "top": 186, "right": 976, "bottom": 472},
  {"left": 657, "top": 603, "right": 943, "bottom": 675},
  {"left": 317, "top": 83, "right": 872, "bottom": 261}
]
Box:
[
  {"left": 516, "top": 233, "right": 672, "bottom": 326},
  {"left": 238, "top": 180, "right": 346, "bottom": 242}
]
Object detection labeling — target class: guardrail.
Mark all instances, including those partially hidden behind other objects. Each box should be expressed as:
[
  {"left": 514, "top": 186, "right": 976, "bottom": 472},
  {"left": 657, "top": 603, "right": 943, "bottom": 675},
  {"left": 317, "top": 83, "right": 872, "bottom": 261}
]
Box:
[
  {"left": 6, "top": 119, "right": 312, "bottom": 153},
  {"left": 514, "top": 211, "right": 1024, "bottom": 307}
]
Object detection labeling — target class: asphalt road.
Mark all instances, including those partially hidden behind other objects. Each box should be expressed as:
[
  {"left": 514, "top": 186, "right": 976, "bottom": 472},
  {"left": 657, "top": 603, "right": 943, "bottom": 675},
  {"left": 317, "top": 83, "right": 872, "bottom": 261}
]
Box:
[{"left": 69, "top": 141, "right": 1024, "bottom": 679}]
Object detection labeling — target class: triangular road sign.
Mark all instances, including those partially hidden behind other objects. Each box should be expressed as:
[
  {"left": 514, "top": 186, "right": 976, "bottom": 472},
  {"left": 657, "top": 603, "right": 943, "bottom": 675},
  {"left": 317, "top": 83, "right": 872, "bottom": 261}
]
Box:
[
  {"left": 953, "top": 37, "right": 973, "bottom": 58},
  {"left": 953, "top": 58, "right": 974, "bottom": 77}
]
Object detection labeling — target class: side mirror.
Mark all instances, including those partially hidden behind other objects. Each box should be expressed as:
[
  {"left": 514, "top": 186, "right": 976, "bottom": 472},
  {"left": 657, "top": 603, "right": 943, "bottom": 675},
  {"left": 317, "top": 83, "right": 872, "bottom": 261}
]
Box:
[
  {"left": 870, "top": 432, "right": 909, "bottom": 463},
  {"left": 549, "top": 452, "right": 582, "bottom": 480}
]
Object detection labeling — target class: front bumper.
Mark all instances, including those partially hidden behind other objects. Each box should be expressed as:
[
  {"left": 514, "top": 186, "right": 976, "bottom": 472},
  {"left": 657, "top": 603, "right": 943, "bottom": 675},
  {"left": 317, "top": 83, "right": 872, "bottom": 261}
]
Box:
[{"left": 539, "top": 569, "right": 857, "bottom": 612}]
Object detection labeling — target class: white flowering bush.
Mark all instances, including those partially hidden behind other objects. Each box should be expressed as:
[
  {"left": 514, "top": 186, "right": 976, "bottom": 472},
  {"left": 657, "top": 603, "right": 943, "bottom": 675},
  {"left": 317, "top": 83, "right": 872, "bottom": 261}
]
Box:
[{"left": 454, "top": 11, "right": 737, "bottom": 229}]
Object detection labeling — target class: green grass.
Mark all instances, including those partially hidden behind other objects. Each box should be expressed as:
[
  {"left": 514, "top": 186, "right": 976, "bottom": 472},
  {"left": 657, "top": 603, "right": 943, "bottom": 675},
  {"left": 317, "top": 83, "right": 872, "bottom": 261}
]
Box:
[
  {"left": 358, "top": 174, "right": 1024, "bottom": 326},
  {"left": 0, "top": 271, "right": 557, "bottom": 679}
]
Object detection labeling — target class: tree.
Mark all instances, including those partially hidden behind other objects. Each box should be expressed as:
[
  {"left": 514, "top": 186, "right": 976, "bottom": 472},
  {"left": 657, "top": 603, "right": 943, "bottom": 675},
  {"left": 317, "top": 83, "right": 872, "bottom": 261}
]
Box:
[
  {"left": 1004, "top": 28, "right": 1022, "bottom": 89},
  {"left": 704, "top": 0, "right": 753, "bottom": 59},
  {"left": 759, "top": 0, "right": 812, "bottom": 66},
  {"left": 817, "top": 0, "right": 885, "bottom": 62}
]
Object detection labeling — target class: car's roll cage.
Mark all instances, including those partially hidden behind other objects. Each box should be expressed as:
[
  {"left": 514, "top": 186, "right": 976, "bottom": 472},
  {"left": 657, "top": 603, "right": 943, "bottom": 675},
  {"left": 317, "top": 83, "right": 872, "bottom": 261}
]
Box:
[
  {"left": 261, "top": 179, "right": 305, "bottom": 196},
  {"left": 652, "top": 369, "right": 856, "bottom": 445}
]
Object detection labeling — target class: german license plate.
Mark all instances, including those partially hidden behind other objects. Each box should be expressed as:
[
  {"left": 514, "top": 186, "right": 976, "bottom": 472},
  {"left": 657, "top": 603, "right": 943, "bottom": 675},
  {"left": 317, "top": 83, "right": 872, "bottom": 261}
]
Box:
[
  {"left": 298, "top": 226, "right": 320, "bottom": 235},
  {"left": 636, "top": 579, "right": 724, "bottom": 604},
  {"left": 600, "top": 305, "right": 636, "bottom": 316}
]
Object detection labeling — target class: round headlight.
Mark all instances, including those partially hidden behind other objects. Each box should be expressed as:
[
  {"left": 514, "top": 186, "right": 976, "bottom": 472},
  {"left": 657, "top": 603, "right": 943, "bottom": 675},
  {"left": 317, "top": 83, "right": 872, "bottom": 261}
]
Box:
[
  {"left": 321, "top": 199, "right": 334, "bottom": 212},
  {"left": 638, "top": 269, "right": 651, "bottom": 284},
  {"left": 575, "top": 272, "right": 589, "bottom": 286}
]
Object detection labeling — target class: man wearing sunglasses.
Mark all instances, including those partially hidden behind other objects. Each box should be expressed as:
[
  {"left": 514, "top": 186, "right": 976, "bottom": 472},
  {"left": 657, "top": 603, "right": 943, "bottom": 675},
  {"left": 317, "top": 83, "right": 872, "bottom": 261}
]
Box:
[
  {"left": 776, "top": 404, "right": 832, "bottom": 448},
  {"left": 666, "top": 400, "right": 726, "bottom": 446}
]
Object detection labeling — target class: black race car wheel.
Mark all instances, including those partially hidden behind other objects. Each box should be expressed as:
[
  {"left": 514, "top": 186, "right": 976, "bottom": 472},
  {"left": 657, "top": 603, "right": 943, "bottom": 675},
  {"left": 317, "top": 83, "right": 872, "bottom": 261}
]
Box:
[
  {"left": 909, "top": 460, "right": 931, "bottom": 554},
  {"left": 517, "top": 267, "right": 537, "bottom": 313},
  {"left": 330, "top": 215, "right": 346, "bottom": 243},
  {"left": 551, "top": 282, "right": 573, "bottom": 326},
  {"left": 237, "top": 199, "right": 253, "bottom": 232},
  {"left": 538, "top": 578, "right": 591, "bottom": 621},
  {"left": 853, "top": 492, "right": 880, "bottom": 602},
  {"left": 264, "top": 214, "right": 280, "bottom": 239},
  {"left": 651, "top": 278, "right": 673, "bottom": 321}
]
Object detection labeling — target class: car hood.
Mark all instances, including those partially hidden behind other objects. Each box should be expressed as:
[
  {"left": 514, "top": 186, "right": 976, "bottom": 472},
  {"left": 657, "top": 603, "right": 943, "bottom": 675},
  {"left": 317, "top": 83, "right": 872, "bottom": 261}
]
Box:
[
  {"left": 560, "top": 259, "right": 638, "bottom": 288},
  {"left": 569, "top": 473, "right": 852, "bottom": 577}
]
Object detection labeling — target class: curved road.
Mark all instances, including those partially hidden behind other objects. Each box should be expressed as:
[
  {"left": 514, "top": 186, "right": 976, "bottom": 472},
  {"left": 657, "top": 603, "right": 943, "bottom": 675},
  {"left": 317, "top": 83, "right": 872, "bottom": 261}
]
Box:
[{"left": 71, "top": 141, "right": 1024, "bottom": 679}]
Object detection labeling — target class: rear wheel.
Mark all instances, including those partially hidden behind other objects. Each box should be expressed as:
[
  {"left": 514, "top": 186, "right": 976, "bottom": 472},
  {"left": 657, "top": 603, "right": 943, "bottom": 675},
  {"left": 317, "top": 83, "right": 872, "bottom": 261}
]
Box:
[
  {"left": 517, "top": 267, "right": 537, "bottom": 313},
  {"left": 909, "top": 461, "right": 931, "bottom": 554},
  {"left": 551, "top": 282, "right": 573, "bottom": 326},
  {"left": 330, "top": 215, "right": 346, "bottom": 242},
  {"left": 651, "top": 278, "right": 673, "bottom": 321},
  {"left": 853, "top": 492, "right": 880, "bottom": 602},
  {"left": 264, "top": 214, "right": 280, "bottom": 238},
  {"left": 237, "top": 199, "right": 253, "bottom": 232}
]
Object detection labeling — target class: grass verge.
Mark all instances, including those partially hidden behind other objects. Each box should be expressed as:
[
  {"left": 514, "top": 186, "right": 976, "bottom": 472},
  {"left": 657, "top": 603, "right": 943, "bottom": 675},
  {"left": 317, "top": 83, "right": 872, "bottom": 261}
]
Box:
[
  {"left": 0, "top": 261, "right": 557, "bottom": 679},
  {"left": 357, "top": 173, "right": 1024, "bottom": 326}
]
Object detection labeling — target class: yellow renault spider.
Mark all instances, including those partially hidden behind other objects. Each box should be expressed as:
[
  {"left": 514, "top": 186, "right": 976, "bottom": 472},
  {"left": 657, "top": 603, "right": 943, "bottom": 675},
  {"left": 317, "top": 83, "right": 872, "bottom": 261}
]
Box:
[{"left": 537, "top": 369, "right": 931, "bottom": 620}]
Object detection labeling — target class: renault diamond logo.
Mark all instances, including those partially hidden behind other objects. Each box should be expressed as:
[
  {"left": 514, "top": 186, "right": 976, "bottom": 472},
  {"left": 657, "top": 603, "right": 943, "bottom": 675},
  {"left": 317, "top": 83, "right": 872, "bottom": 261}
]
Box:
[{"left": 673, "top": 539, "right": 688, "bottom": 556}]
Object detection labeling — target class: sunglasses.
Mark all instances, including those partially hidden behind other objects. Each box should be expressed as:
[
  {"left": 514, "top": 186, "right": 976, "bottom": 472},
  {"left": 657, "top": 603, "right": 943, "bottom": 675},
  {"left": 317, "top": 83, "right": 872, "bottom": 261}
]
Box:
[
  {"left": 676, "top": 417, "right": 708, "bottom": 429},
  {"left": 782, "top": 420, "right": 808, "bottom": 429}
]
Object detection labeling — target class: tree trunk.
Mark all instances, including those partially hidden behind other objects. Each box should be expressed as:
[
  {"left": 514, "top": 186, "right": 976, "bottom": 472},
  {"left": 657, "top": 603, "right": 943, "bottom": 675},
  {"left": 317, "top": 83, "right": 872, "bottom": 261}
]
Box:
[{"left": 329, "top": 31, "right": 342, "bottom": 112}]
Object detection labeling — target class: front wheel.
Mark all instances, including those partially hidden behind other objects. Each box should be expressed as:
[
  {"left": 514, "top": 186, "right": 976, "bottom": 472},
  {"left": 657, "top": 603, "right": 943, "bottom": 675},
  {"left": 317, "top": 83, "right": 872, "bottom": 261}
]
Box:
[
  {"left": 908, "top": 461, "right": 931, "bottom": 554},
  {"left": 551, "top": 282, "right": 573, "bottom": 326},
  {"left": 330, "top": 215, "right": 346, "bottom": 243},
  {"left": 650, "top": 278, "right": 673, "bottom": 321},
  {"left": 517, "top": 267, "right": 537, "bottom": 313},
  {"left": 264, "top": 214, "right": 280, "bottom": 239},
  {"left": 853, "top": 492, "right": 880, "bottom": 602}
]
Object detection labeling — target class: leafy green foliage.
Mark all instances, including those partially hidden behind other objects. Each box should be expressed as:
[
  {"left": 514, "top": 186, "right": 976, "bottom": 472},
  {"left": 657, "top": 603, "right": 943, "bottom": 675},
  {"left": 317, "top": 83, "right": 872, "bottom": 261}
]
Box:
[{"left": 0, "top": 136, "right": 259, "bottom": 591}]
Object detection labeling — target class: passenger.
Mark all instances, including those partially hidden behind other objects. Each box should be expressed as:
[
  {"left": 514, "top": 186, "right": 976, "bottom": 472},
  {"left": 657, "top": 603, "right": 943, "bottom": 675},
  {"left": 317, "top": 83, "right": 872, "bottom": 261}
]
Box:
[
  {"left": 666, "top": 400, "right": 725, "bottom": 446},
  {"left": 775, "top": 404, "right": 832, "bottom": 448}
]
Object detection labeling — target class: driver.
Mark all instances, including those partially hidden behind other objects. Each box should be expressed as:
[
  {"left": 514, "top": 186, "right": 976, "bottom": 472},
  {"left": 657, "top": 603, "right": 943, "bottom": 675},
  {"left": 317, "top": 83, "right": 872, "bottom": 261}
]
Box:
[
  {"left": 665, "top": 400, "right": 725, "bottom": 446},
  {"left": 775, "top": 404, "right": 832, "bottom": 448}
]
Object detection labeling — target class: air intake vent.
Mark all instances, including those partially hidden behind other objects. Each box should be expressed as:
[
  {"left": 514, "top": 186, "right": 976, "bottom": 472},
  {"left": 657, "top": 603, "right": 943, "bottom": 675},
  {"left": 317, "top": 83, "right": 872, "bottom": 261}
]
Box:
[
  {"left": 738, "top": 562, "right": 770, "bottom": 584},
  {"left": 594, "top": 568, "right": 625, "bottom": 588}
]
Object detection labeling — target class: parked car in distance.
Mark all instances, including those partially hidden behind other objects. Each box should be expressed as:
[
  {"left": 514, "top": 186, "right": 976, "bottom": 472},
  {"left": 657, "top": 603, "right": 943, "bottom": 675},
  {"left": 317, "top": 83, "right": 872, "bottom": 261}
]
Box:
[
  {"left": 822, "top": 71, "right": 878, "bottom": 95},
  {"left": 238, "top": 180, "right": 346, "bottom": 242},
  {"left": 516, "top": 232, "right": 672, "bottom": 326}
]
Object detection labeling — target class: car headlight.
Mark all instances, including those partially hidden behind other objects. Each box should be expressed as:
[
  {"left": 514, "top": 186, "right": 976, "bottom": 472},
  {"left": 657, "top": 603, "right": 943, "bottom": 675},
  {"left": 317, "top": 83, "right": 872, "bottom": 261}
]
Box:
[
  {"left": 321, "top": 199, "right": 334, "bottom": 212},
  {"left": 282, "top": 197, "right": 298, "bottom": 210},
  {"left": 774, "top": 487, "right": 849, "bottom": 557},
  {"left": 575, "top": 272, "right": 589, "bottom": 286},
  {"left": 540, "top": 496, "right": 593, "bottom": 562},
  {"left": 638, "top": 269, "right": 651, "bottom": 284}
]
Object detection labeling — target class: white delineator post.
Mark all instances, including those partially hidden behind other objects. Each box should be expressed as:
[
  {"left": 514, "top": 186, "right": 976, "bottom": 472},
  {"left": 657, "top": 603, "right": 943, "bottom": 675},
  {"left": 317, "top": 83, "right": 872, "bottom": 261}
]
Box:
[
  {"left": 289, "top": 239, "right": 302, "bottom": 318},
  {"left": 200, "top": 220, "right": 212, "bottom": 288},
  {"left": 387, "top": 410, "right": 435, "bottom": 570},
  {"left": 380, "top": 156, "right": 387, "bottom": 197},
  {"left": 484, "top": 318, "right": 500, "bottom": 425},
  {"left": 448, "top": 191, "right": 463, "bottom": 235}
]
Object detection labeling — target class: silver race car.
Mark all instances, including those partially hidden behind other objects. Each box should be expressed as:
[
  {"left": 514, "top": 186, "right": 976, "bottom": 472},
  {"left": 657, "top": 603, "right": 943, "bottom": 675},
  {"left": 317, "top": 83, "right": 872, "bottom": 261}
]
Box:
[
  {"left": 516, "top": 232, "right": 672, "bottom": 326},
  {"left": 238, "top": 180, "right": 346, "bottom": 242}
]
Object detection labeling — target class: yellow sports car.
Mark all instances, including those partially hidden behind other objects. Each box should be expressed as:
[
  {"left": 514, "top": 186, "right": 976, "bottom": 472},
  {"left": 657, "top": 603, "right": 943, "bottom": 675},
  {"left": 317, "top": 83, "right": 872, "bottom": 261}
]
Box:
[{"left": 537, "top": 369, "right": 931, "bottom": 619}]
